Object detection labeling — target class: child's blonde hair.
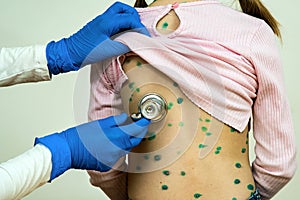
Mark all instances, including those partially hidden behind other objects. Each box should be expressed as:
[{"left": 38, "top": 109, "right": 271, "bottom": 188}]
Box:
[{"left": 134, "top": 0, "right": 281, "bottom": 39}]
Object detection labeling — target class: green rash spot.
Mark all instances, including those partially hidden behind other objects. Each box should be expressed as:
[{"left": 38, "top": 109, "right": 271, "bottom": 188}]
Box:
[
  {"left": 206, "top": 132, "right": 212, "bottom": 136},
  {"left": 246, "top": 140, "right": 248, "bottom": 145},
  {"left": 177, "top": 97, "right": 183, "bottom": 104},
  {"left": 136, "top": 61, "right": 142, "bottom": 67},
  {"left": 198, "top": 144, "right": 208, "bottom": 148},
  {"left": 135, "top": 88, "right": 140, "bottom": 92},
  {"left": 129, "top": 97, "right": 132, "bottom": 102},
  {"left": 148, "top": 134, "right": 156, "bottom": 141},
  {"left": 167, "top": 102, "right": 174, "bottom": 110},
  {"left": 247, "top": 184, "right": 254, "bottom": 190},
  {"left": 162, "top": 22, "right": 169, "bottom": 29},
  {"left": 173, "top": 82, "right": 178, "bottom": 87},
  {"left": 177, "top": 150, "right": 182, "bottom": 155},
  {"left": 205, "top": 118, "right": 211, "bottom": 122},
  {"left": 162, "top": 170, "right": 170, "bottom": 176},
  {"left": 201, "top": 126, "right": 208, "bottom": 132},
  {"left": 232, "top": 198, "right": 237, "bottom": 200},
  {"left": 167, "top": 123, "right": 173, "bottom": 127},
  {"left": 194, "top": 193, "right": 202, "bottom": 198},
  {"left": 136, "top": 166, "right": 141, "bottom": 171},
  {"left": 241, "top": 148, "right": 246, "bottom": 153},
  {"left": 198, "top": 118, "right": 203, "bottom": 122},
  {"left": 234, "top": 179, "right": 241, "bottom": 184},
  {"left": 215, "top": 147, "right": 222, "bottom": 154},
  {"left": 144, "top": 154, "right": 150, "bottom": 160},
  {"left": 154, "top": 155, "right": 161, "bottom": 161},
  {"left": 235, "top": 163, "right": 242, "bottom": 168},
  {"left": 179, "top": 122, "right": 184, "bottom": 127},
  {"left": 128, "top": 82, "right": 135, "bottom": 89},
  {"left": 147, "top": 132, "right": 156, "bottom": 140},
  {"left": 230, "top": 127, "right": 236, "bottom": 132},
  {"left": 181, "top": 171, "right": 186, "bottom": 176},
  {"left": 161, "top": 185, "right": 168, "bottom": 190}
]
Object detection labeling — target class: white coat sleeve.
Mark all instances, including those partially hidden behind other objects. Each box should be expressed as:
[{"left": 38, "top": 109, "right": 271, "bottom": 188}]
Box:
[
  {"left": 0, "top": 45, "right": 51, "bottom": 87},
  {"left": 0, "top": 144, "right": 52, "bottom": 200}
]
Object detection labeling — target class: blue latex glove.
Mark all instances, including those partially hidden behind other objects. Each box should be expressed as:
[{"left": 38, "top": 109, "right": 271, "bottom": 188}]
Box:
[
  {"left": 46, "top": 2, "right": 150, "bottom": 75},
  {"left": 34, "top": 113, "right": 150, "bottom": 181}
]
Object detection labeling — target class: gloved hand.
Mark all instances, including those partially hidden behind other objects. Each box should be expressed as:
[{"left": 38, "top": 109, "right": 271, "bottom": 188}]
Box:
[
  {"left": 46, "top": 2, "right": 150, "bottom": 75},
  {"left": 34, "top": 113, "right": 150, "bottom": 181}
]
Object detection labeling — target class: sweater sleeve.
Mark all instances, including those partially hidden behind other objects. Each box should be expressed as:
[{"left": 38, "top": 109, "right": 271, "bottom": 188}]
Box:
[
  {"left": 0, "top": 45, "right": 51, "bottom": 87},
  {"left": 0, "top": 144, "right": 52, "bottom": 200},
  {"left": 88, "top": 58, "right": 129, "bottom": 200},
  {"left": 250, "top": 22, "right": 297, "bottom": 199}
]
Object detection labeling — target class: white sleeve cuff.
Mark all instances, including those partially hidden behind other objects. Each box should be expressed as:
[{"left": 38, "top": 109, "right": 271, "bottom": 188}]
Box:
[
  {"left": 0, "top": 144, "right": 52, "bottom": 199},
  {"left": 0, "top": 45, "right": 51, "bottom": 87}
]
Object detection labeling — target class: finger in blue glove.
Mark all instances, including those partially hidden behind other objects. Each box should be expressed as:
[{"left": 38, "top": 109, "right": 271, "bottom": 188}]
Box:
[
  {"left": 46, "top": 2, "right": 150, "bottom": 75},
  {"left": 34, "top": 113, "right": 150, "bottom": 181}
]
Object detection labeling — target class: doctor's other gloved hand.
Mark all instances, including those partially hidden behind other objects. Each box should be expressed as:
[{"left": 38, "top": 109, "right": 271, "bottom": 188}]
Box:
[
  {"left": 46, "top": 2, "right": 150, "bottom": 75},
  {"left": 34, "top": 113, "right": 150, "bottom": 181}
]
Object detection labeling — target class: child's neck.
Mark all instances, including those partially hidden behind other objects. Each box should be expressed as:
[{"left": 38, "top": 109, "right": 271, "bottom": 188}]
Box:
[{"left": 149, "top": 0, "right": 202, "bottom": 7}]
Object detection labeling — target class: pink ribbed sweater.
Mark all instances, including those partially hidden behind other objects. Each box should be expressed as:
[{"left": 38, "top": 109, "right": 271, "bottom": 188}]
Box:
[{"left": 88, "top": 1, "right": 297, "bottom": 199}]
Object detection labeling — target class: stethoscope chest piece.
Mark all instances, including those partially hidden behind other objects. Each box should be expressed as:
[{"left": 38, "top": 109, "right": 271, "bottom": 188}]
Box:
[{"left": 136, "top": 93, "right": 167, "bottom": 122}]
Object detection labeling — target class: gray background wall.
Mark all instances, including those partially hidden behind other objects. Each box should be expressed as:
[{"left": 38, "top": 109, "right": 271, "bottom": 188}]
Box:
[{"left": 0, "top": 0, "right": 298, "bottom": 199}]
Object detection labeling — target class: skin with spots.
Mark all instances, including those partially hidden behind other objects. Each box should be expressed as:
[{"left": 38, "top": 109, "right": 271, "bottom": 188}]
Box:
[
  {"left": 124, "top": 58, "right": 254, "bottom": 199},
  {"left": 121, "top": 1, "right": 255, "bottom": 199}
]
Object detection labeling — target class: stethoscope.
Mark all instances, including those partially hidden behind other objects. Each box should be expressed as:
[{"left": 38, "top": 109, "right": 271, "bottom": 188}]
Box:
[{"left": 131, "top": 93, "right": 167, "bottom": 122}]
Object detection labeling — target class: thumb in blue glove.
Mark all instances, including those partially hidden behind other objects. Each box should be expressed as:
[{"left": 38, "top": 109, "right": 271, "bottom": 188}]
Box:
[
  {"left": 34, "top": 113, "right": 150, "bottom": 181},
  {"left": 46, "top": 2, "right": 150, "bottom": 75}
]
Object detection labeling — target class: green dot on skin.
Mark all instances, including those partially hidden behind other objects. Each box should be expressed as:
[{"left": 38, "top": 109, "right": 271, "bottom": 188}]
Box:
[
  {"left": 136, "top": 61, "right": 142, "bottom": 67},
  {"left": 206, "top": 132, "right": 212, "bottom": 136},
  {"left": 128, "top": 82, "right": 135, "bottom": 89},
  {"left": 198, "top": 144, "right": 207, "bottom": 149},
  {"left": 167, "top": 102, "right": 174, "bottom": 110},
  {"left": 198, "top": 118, "right": 203, "bottom": 122},
  {"left": 162, "top": 170, "right": 170, "bottom": 176},
  {"left": 232, "top": 198, "right": 237, "bottom": 200},
  {"left": 144, "top": 154, "right": 150, "bottom": 160},
  {"left": 136, "top": 88, "right": 140, "bottom": 92},
  {"left": 215, "top": 150, "right": 220, "bottom": 154},
  {"left": 216, "top": 146, "right": 222, "bottom": 151},
  {"left": 136, "top": 166, "right": 141, "bottom": 171},
  {"left": 241, "top": 148, "right": 246, "bottom": 153},
  {"left": 161, "top": 185, "right": 168, "bottom": 190},
  {"left": 148, "top": 134, "right": 156, "bottom": 141},
  {"left": 173, "top": 82, "right": 178, "bottom": 87},
  {"left": 162, "top": 22, "right": 169, "bottom": 29},
  {"left": 154, "top": 155, "right": 161, "bottom": 161},
  {"left": 181, "top": 171, "right": 186, "bottom": 176},
  {"left": 194, "top": 193, "right": 202, "bottom": 198},
  {"left": 201, "top": 126, "right": 208, "bottom": 132},
  {"left": 230, "top": 127, "right": 236, "bottom": 132},
  {"left": 179, "top": 122, "right": 184, "bottom": 127},
  {"left": 234, "top": 179, "right": 241, "bottom": 184},
  {"left": 167, "top": 123, "right": 173, "bottom": 127},
  {"left": 177, "top": 97, "right": 183, "bottom": 104},
  {"left": 235, "top": 163, "right": 242, "bottom": 168},
  {"left": 247, "top": 184, "right": 254, "bottom": 190},
  {"left": 205, "top": 118, "right": 211, "bottom": 122}
]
